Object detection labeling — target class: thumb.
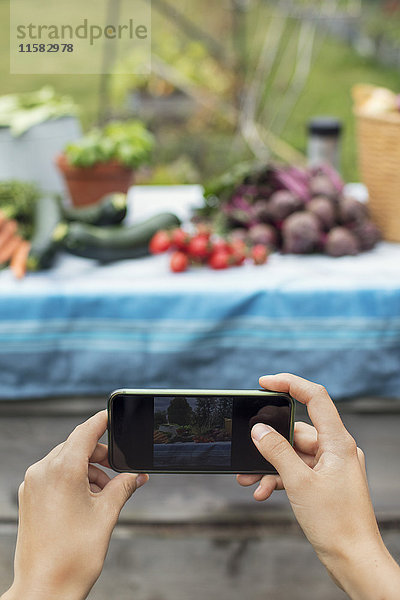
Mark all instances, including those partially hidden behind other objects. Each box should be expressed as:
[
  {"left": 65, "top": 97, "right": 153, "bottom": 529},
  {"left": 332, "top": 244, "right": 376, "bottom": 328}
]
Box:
[
  {"left": 251, "top": 423, "right": 309, "bottom": 487},
  {"left": 102, "top": 473, "right": 148, "bottom": 513}
]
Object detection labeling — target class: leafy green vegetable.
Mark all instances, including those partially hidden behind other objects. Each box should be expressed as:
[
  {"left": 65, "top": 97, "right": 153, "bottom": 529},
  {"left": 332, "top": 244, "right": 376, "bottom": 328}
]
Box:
[
  {"left": 198, "top": 161, "right": 269, "bottom": 218},
  {"left": 0, "top": 180, "right": 40, "bottom": 239},
  {"left": 0, "top": 86, "right": 77, "bottom": 136},
  {"left": 203, "top": 161, "right": 260, "bottom": 201},
  {"left": 64, "top": 120, "right": 154, "bottom": 169}
]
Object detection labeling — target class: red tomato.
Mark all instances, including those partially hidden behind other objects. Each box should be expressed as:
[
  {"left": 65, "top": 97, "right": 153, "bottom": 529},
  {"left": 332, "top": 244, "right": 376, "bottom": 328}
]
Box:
[
  {"left": 187, "top": 235, "right": 211, "bottom": 259},
  {"left": 211, "top": 239, "right": 232, "bottom": 255},
  {"left": 231, "top": 239, "right": 247, "bottom": 253},
  {"left": 251, "top": 244, "right": 268, "bottom": 265},
  {"left": 170, "top": 251, "right": 189, "bottom": 273},
  {"left": 232, "top": 250, "right": 246, "bottom": 266},
  {"left": 208, "top": 250, "right": 230, "bottom": 270},
  {"left": 230, "top": 239, "right": 247, "bottom": 265},
  {"left": 171, "top": 228, "right": 189, "bottom": 251},
  {"left": 196, "top": 223, "right": 212, "bottom": 239},
  {"left": 149, "top": 230, "right": 171, "bottom": 254}
]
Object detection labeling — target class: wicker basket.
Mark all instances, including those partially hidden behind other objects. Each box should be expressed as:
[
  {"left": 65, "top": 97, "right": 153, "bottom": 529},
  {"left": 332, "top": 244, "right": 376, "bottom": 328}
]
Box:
[{"left": 356, "top": 110, "right": 400, "bottom": 242}]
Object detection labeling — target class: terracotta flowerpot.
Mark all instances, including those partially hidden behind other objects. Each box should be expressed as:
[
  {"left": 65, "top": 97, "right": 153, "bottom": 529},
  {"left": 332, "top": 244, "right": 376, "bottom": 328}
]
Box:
[{"left": 56, "top": 154, "right": 134, "bottom": 207}]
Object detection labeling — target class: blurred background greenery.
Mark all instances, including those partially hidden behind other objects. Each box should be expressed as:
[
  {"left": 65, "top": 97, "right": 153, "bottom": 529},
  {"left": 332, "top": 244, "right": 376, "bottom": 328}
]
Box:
[{"left": 2, "top": 0, "right": 400, "bottom": 183}]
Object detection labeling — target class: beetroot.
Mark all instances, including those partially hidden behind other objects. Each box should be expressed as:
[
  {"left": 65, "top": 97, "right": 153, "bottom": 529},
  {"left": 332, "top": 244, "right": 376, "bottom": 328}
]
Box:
[
  {"left": 307, "top": 196, "right": 336, "bottom": 231},
  {"left": 282, "top": 211, "right": 321, "bottom": 254},
  {"left": 314, "top": 163, "right": 344, "bottom": 193},
  {"left": 252, "top": 199, "right": 273, "bottom": 223},
  {"left": 230, "top": 228, "right": 248, "bottom": 242},
  {"left": 248, "top": 223, "right": 279, "bottom": 250},
  {"left": 309, "top": 174, "right": 338, "bottom": 199},
  {"left": 223, "top": 195, "right": 255, "bottom": 227},
  {"left": 266, "top": 190, "right": 304, "bottom": 224},
  {"left": 203, "top": 162, "right": 382, "bottom": 258},
  {"left": 275, "top": 168, "right": 310, "bottom": 201},
  {"left": 353, "top": 220, "right": 381, "bottom": 251},
  {"left": 339, "top": 196, "right": 368, "bottom": 226},
  {"left": 325, "top": 227, "right": 360, "bottom": 257}
]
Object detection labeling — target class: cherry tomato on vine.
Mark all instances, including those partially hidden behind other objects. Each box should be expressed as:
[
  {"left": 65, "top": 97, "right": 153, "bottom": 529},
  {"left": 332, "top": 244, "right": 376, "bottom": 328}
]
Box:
[
  {"left": 170, "top": 251, "right": 189, "bottom": 272},
  {"left": 251, "top": 244, "right": 268, "bottom": 265},
  {"left": 149, "top": 230, "right": 171, "bottom": 254},
  {"left": 171, "top": 228, "right": 189, "bottom": 251},
  {"left": 208, "top": 250, "right": 231, "bottom": 270},
  {"left": 187, "top": 235, "right": 211, "bottom": 260}
]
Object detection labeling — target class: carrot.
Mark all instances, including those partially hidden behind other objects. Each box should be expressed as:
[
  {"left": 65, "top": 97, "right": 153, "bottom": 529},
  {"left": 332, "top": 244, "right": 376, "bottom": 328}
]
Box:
[
  {"left": 10, "top": 240, "right": 31, "bottom": 279},
  {"left": 0, "top": 220, "right": 18, "bottom": 250},
  {"left": 0, "top": 211, "right": 8, "bottom": 232},
  {"left": 0, "top": 234, "right": 22, "bottom": 264}
]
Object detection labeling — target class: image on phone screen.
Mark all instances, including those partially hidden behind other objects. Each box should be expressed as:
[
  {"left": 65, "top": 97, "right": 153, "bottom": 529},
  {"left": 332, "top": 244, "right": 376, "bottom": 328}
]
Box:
[{"left": 153, "top": 396, "right": 233, "bottom": 468}]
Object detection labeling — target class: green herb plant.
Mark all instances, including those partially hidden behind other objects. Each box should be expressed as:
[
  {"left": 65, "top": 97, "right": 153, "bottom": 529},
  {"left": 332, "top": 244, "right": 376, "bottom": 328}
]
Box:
[{"left": 64, "top": 120, "right": 154, "bottom": 169}]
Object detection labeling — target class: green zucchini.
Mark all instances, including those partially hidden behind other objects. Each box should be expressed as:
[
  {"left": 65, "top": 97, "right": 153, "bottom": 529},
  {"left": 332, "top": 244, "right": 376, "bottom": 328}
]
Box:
[
  {"left": 27, "top": 195, "right": 62, "bottom": 271},
  {"left": 54, "top": 212, "right": 181, "bottom": 263},
  {"left": 60, "top": 193, "right": 128, "bottom": 226}
]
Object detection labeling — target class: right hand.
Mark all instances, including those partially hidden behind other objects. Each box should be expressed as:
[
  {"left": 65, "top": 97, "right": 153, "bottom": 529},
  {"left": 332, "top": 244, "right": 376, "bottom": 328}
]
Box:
[{"left": 237, "top": 373, "right": 400, "bottom": 599}]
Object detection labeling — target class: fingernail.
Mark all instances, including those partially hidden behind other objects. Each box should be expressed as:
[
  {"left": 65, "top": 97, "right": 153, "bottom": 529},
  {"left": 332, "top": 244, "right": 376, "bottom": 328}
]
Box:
[
  {"left": 252, "top": 423, "right": 273, "bottom": 441},
  {"left": 259, "top": 374, "right": 274, "bottom": 382},
  {"left": 136, "top": 474, "right": 148, "bottom": 488}
]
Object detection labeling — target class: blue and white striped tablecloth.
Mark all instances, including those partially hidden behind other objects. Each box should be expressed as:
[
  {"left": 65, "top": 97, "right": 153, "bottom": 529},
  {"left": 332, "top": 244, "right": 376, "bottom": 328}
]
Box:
[{"left": 1, "top": 185, "right": 400, "bottom": 400}]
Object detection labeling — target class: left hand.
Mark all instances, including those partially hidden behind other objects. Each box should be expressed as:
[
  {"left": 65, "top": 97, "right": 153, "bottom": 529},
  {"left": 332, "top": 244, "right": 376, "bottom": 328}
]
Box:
[{"left": 3, "top": 410, "right": 148, "bottom": 600}]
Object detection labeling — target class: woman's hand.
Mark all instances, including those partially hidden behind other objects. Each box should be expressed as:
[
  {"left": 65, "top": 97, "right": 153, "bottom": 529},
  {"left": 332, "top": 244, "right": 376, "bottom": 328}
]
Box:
[
  {"left": 237, "top": 373, "right": 400, "bottom": 600},
  {"left": 2, "top": 410, "right": 148, "bottom": 600}
]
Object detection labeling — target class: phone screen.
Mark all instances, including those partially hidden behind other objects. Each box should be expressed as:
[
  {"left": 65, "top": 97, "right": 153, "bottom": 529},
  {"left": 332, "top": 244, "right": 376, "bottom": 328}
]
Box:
[{"left": 108, "top": 390, "right": 294, "bottom": 474}]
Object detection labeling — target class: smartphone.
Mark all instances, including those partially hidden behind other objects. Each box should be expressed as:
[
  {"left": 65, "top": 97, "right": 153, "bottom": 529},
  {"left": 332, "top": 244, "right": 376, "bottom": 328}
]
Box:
[{"left": 108, "top": 389, "right": 295, "bottom": 474}]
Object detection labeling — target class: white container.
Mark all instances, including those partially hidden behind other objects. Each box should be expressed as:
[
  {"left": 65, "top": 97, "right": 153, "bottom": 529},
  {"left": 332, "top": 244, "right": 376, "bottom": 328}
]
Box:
[{"left": 0, "top": 116, "right": 82, "bottom": 194}]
